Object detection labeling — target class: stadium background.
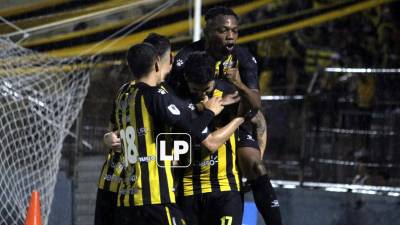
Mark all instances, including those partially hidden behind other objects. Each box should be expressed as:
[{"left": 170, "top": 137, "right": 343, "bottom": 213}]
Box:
[{"left": 1, "top": 0, "right": 399, "bottom": 225}]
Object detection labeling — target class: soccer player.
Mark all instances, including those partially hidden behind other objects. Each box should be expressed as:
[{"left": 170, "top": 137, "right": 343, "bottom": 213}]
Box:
[
  {"left": 94, "top": 141, "right": 123, "bottom": 225},
  {"left": 167, "top": 6, "right": 283, "bottom": 225},
  {"left": 95, "top": 33, "right": 174, "bottom": 225},
  {"left": 114, "top": 43, "right": 245, "bottom": 225},
  {"left": 177, "top": 52, "right": 247, "bottom": 225}
]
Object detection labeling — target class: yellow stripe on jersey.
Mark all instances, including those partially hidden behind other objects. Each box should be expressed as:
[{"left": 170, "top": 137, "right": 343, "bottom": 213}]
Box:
[
  {"left": 213, "top": 83, "right": 240, "bottom": 192},
  {"left": 182, "top": 87, "right": 240, "bottom": 196},
  {"left": 109, "top": 162, "right": 121, "bottom": 192},
  {"left": 121, "top": 90, "right": 131, "bottom": 207},
  {"left": 215, "top": 60, "right": 222, "bottom": 77},
  {"left": 215, "top": 54, "right": 234, "bottom": 78},
  {"left": 218, "top": 141, "right": 230, "bottom": 192},
  {"left": 165, "top": 206, "right": 172, "bottom": 225},
  {"left": 115, "top": 88, "right": 125, "bottom": 206},
  {"left": 139, "top": 95, "right": 161, "bottom": 205},
  {"left": 97, "top": 153, "right": 110, "bottom": 189},
  {"left": 164, "top": 158, "right": 175, "bottom": 203},
  {"left": 199, "top": 153, "right": 212, "bottom": 193},
  {"left": 116, "top": 94, "right": 126, "bottom": 206},
  {"left": 231, "top": 134, "right": 240, "bottom": 190},
  {"left": 182, "top": 177, "right": 194, "bottom": 196},
  {"left": 118, "top": 87, "right": 139, "bottom": 207},
  {"left": 118, "top": 84, "right": 175, "bottom": 206},
  {"left": 129, "top": 88, "right": 142, "bottom": 206},
  {"left": 97, "top": 152, "right": 123, "bottom": 193}
]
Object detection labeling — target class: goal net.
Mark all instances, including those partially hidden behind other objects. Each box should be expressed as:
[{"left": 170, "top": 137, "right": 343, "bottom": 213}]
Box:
[{"left": 0, "top": 37, "right": 91, "bottom": 225}]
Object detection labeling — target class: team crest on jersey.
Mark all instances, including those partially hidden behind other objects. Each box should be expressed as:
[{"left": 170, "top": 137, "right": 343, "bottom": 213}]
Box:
[
  {"left": 168, "top": 104, "right": 181, "bottom": 115},
  {"left": 158, "top": 88, "right": 167, "bottom": 95},
  {"left": 252, "top": 57, "right": 257, "bottom": 64},
  {"left": 176, "top": 59, "right": 184, "bottom": 67},
  {"left": 188, "top": 103, "right": 195, "bottom": 110},
  {"left": 223, "top": 60, "right": 235, "bottom": 68}
]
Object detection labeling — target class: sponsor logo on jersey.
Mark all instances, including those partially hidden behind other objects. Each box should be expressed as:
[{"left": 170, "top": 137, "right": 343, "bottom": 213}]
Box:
[
  {"left": 198, "top": 155, "right": 218, "bottom": 167},
  {"left": 168, "top": 104, "right": 181, "bottom": 115},
  {"left": 271, "top": 200, "right": 280, "bottom": 208},
  {"left": 246, "top": 134, "right": 255, "bottom": 141},
  {"left": 138, "top": 155, "right": 156, "bottom": 162},
  {"left": 201, "top": 127, "right": 208, "bottom": 134}
]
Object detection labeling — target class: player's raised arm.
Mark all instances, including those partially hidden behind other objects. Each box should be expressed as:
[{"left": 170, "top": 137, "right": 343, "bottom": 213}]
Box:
[
  {"left": 201, "top": 117, "right": 244, "bottom": 152},
  {"left": 147, "top": 88, "right": 244, "bottom": 152},
  {"left": 225, "top": 63, "right": 262, "bottom": 110}
]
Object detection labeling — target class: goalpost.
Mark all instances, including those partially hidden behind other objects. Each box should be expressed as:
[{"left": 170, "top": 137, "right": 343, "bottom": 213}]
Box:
[{"left": 0, "top": 37, "right": 91, "bottom": 225}]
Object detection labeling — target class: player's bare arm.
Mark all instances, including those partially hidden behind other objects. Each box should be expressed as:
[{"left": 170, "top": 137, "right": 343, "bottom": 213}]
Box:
[{"left": 202, "top": 116, "right": 244, "bottom": 152}]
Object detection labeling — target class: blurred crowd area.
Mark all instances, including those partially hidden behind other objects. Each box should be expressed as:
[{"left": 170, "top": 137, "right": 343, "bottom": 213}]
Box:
[
  {"left": 245, "top": 0, "right": 400, "bottom": 98},
  {"left": 75, "top": 0, "right": 400, "bottom": 187},
  {"left": 240, "top": 1, "right": 400, "bottom": 186}
]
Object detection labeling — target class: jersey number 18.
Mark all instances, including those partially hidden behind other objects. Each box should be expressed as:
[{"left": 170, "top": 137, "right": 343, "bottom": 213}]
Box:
[{"left": 120, "top": 126, "right": 138, "bottom": 164}]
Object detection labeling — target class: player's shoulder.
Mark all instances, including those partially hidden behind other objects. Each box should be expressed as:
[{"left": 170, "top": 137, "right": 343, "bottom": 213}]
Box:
[
  {"left": 138, "top": 83, "right": 169, "bottom": 97},
  {"left": 234, "top": 45, "right": 258, "bottom": 65},
  {"left": 116, "top": 81, "right": 135, "bottom": 96},
  {"left": 138, "top": 83, "right": 174, "bottom": 113},
  {"left": 178, "top": 40, "right": 205, "bottom": 55}
]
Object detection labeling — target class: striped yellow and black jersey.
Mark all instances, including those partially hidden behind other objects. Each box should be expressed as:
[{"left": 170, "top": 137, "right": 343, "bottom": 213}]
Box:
[
  {"left": 167, "top": 40, "right": 260, "bottom": 150},
  {"left": 97, "top": 150, "right": 124, "bottom": 192},
  {"left": 167, "top": 39, "right": 259, "bottom": 98},
  {"left": 114, "top": 81, "right": 214, "bottom": 207},
  {"left": 179, "top": 80, "right": 241, "bottom": 196},
  {"left": 96, "top": 89, "right": 129, "bottom": 193},
  {"left": 181, "top": 133, "right": 240, "bottom": 196}
]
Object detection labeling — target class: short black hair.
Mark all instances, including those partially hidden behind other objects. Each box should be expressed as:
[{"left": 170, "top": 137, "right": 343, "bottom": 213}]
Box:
[
  {"left": 184, "top": 52, "right": 215, "bottom": 84},
  {"left": 126, "top": 43, "right": 157, "bottom": 78},
  {"left": 205, "top": 6, "right": 239, "bottom": 22},
  {"left": 143, "top": 33, "right": 171, "bottom": 57}
]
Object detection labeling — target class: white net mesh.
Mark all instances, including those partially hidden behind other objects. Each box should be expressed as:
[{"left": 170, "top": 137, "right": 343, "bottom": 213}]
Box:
[{"left": 0, "top": 37, "right": 91, "bottom": 225}]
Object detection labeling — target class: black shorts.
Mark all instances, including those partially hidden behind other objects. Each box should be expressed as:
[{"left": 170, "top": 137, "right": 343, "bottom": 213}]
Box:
[
  {"left": 114, "top": 203, "right": 186, "bottom": 225},
  {"left": 94, "top": 188, "right": 118, "bottom": 225},
  {"left": 238, "top": 121, "right": 259, "bottom": 150},
  {"left": 177, "top": 191, "right": 243, "bottom": 225}
]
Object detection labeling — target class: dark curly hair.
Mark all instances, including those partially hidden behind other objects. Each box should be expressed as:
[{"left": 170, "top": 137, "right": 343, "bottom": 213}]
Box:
[
  {"left": 205, "top": 6, "right": 239, "bottom": 22},
  {"left": 184, "top": 52, "right": 216, "bottom": 84}
]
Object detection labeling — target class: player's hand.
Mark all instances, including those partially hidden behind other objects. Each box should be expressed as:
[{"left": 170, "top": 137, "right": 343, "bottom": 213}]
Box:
[
  {"left": 225, "top": 62, "right": 243, "bottom": 87},
  {"left": 203, "top": 96, "right": 224, "bottom": 116},
  {"left": 103, "top": 131, "right": 121, "bottom": 152},
  {"left": 222, "top": 91, "right": 240, "bottom": 106}
]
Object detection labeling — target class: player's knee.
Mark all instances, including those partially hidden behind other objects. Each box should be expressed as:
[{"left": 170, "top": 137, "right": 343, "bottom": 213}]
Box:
[{"left": 252, "top": 160, "right": 267, "bottom": 177}]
